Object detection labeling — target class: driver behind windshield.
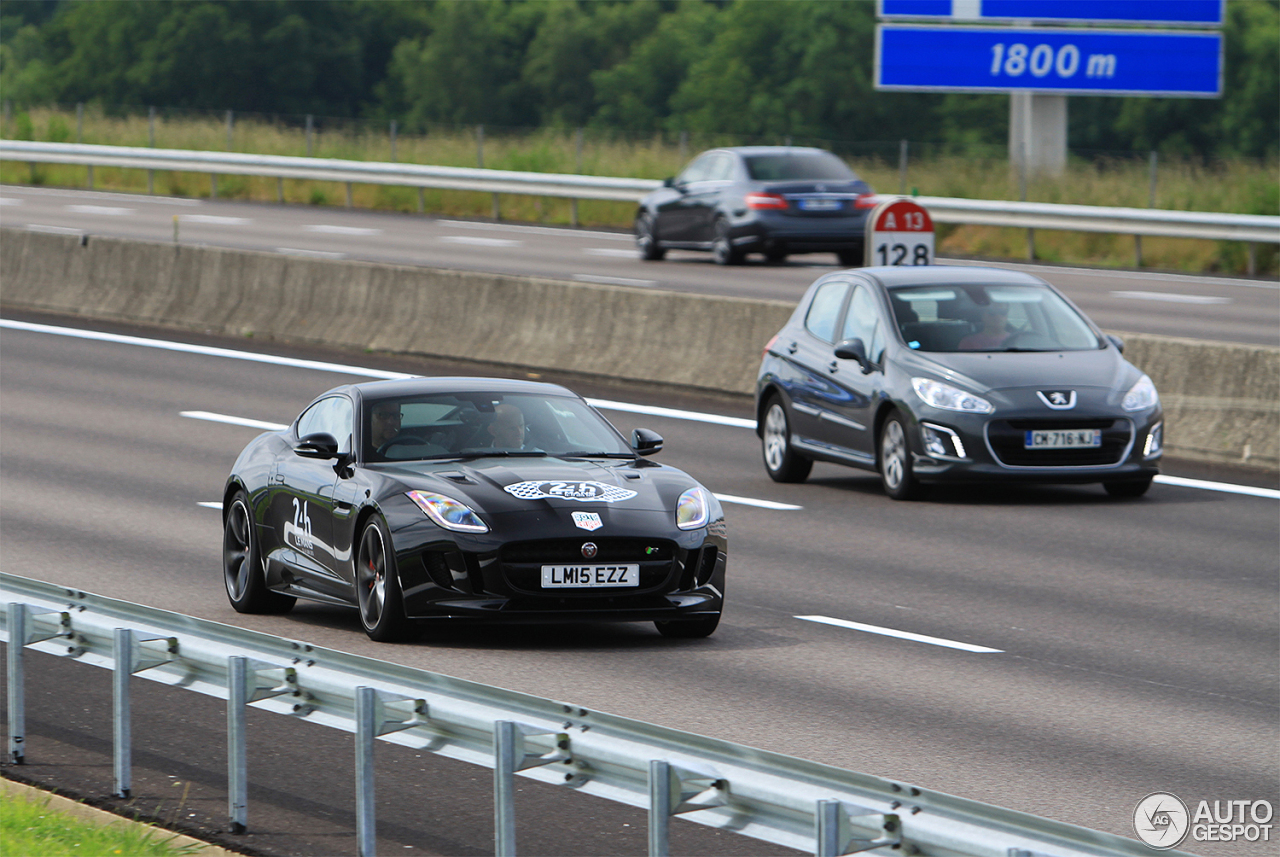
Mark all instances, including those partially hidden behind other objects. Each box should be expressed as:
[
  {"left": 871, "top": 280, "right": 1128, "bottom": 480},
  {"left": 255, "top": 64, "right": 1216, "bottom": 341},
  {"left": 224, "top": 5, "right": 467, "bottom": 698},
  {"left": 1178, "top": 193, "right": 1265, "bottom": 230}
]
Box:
[
  {"left": 959, "top": 303, "right": 1012, "bottom": 351},
  {"left": 370, "top": 401, "right": 403, "bottom": 453}
]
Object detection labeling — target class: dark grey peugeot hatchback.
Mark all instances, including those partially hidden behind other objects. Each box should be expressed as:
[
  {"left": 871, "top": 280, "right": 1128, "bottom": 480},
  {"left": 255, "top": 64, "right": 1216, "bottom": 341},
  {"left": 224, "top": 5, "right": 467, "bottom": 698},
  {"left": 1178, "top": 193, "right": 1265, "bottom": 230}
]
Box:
[{"left": 755, "top": 266, "right": 1163, "bottom": 499}]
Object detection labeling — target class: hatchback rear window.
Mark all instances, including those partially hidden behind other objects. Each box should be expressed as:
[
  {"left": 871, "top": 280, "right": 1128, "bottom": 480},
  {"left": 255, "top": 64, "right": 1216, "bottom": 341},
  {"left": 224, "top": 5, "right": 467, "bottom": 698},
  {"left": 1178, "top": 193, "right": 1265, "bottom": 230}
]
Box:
[{"left": 745, "top": 153, "right": 856, "bottom": 181}]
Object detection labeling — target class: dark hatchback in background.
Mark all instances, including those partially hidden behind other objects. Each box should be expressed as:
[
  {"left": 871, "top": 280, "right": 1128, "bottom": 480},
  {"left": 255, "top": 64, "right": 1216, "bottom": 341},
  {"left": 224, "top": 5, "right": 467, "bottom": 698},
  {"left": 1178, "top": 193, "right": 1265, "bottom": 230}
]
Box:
[
  {"left": 634, "top": 146, "right": 875, "bottom": 266},
  {"left": 755, "top": 266, "right": 1163, "bottom": 499}
]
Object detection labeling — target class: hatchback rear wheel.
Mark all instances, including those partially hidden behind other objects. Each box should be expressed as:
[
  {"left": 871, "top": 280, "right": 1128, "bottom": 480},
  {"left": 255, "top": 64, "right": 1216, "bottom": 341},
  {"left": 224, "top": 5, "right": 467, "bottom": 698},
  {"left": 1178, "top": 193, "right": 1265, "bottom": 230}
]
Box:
[{"left": 762, "top": 399, "right": 812, "bottom": 483}]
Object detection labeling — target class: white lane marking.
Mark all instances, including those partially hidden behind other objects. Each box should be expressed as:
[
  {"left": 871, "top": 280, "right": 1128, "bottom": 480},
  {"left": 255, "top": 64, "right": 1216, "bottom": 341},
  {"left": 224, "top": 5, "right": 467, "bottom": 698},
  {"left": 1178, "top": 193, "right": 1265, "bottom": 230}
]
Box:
[
  {"left": 66, "top": 205, "right": 134, "bottom": 216},
  {"left": 582, "top": 248, "right": 637, "bottom": 258},
  {"left": 1, "top": 185, "right": 202, "bottom": 205},
  {"left": 572, "top": 274, "right": 656, "bottom": 288},
  {"left": 305, "top": 224, "right": 382, "bottom": 235},
  {"left": 182, "top": 215, "right": 252, "bottom": 225},
  {"left": 587, "top": 398, "right": 756, "bottom": 429},
  {"left": 5, "top": 319, "right": 1275, "bottom": 501},
  {"left": 25, "top": 224, "right": 84, "bottom": 235},
  {"left": 1155, "top": 475, "right": 1279, "bottom": 499},
  {"left": 0, "top": 198, "right": 22, "bottom": 206},
  {"left": 276, "top": 247, "right": 346, "bottom": 259},
  {"left": 436, "top": 219, "right": 628, "bottom": 241},
  {"left": 713, "top": 494, "right": 801, "bottom": 510},
  {"left": 198, "top": 501, "right": 224, "bottom": 510},
  {"left": 939, "top": 256, "right": 1280, "bottom": 291},
  {"left": 1, "top": 319, "right": 413, "bottom": 379},
  {"left": 181, "top": 411, "right": 288, "bottom": 431},
  {"left": 439, "top": 235, "right": 521, "bottom": 247},
  {"left": 797, "top": 615, "right": 1004, "bottom": 653},
  {"left": 1112, "top": 290, "right": 1232, "bottom": 305}
]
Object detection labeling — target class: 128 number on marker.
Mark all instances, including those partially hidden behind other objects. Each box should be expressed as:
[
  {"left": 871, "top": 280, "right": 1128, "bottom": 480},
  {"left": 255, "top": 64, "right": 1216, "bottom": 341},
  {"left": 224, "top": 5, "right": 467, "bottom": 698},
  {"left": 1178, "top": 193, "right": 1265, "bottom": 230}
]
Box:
[{"left": 874, "top": 241, "right": 932, "bottom": 266}]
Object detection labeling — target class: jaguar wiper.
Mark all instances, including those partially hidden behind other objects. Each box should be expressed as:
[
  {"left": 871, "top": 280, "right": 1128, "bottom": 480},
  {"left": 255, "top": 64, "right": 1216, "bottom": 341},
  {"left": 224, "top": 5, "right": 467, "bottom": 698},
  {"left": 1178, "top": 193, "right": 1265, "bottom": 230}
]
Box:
[
  {"left": 557, "top": 451, "right": 636, "bottom": 459},
  {"left": 420, "top": 450, "right": 549, "bottom": 460}
]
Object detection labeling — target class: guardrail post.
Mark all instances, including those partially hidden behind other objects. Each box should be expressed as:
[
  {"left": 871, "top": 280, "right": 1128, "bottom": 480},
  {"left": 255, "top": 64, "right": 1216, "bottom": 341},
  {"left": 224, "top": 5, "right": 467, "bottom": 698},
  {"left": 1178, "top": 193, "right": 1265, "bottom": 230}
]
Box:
[
  {"left": 390, "top": 120, "right": 397, "bottom": 163},
  {"left": 494, "top": 720, "right": 517, "bottom": 857},
  {"left": 112, "top": 628, "right": 177, "bottom": 798},
  {"left": 7, "top": 604, "right": 27, "bottom": 764},
  {"left": 356, "top": 686, "right": 377, "bottom": 857},
  {"left": 228, "top": 656, "right": 248, "bottom": 834},
  {"left": 648, "top": 759, "right": 729, "bottom": 857},
  {"left": 648, "top": 759, "right": 671, "bottom": 857},
  {"left": 7, "top": 603, "right": 70, "bottom": 765},
  {"left": 148, "top": 106, "right": 156, "bottom": 194},
  {"left": 306, "top": 115, "right": 314, "bottom": 157},
  {"left": 113, "top": 628, "right": 133, "bottom": 797}
]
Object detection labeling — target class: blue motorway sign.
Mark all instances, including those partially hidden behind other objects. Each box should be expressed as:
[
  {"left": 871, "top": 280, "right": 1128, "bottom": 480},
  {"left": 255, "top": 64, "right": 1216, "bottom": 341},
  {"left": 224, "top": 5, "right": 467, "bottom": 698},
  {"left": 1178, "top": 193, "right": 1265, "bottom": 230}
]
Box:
[
  {"left": 875, "top": 25, "right": 1222, "bottom": 97},
  {"left": 879, "top": 0, "right": 1224, "bottom": 27}
]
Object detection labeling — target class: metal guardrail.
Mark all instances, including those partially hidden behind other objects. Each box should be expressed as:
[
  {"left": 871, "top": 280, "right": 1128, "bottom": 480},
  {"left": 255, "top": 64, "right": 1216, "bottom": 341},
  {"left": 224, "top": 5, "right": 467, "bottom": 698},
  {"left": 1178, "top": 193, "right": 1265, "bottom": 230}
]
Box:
[
  {"left": 2, "top": 573, "right": 1183, "bottom": 857},
  {"left": 2, "top": 140, "right": 1278, "bottom": 244}
]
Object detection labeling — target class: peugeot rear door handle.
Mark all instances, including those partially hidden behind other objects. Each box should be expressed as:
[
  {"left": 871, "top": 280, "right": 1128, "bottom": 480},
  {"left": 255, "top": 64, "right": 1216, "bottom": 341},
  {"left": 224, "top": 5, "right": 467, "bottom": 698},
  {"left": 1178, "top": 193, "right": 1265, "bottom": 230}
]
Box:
[
  {"left": 828, "top": 360, "right": 839, "bottom": 373},
  {"left": 787, "top": 342, "right": 799, "bottom": 354}
]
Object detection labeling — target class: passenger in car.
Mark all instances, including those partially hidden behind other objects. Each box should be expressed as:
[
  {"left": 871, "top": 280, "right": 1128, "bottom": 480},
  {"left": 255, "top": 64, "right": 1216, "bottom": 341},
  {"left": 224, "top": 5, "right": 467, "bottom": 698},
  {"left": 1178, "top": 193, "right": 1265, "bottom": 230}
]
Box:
[{"left": 958, "top": 304, "right": 1012, "bottom": 350}]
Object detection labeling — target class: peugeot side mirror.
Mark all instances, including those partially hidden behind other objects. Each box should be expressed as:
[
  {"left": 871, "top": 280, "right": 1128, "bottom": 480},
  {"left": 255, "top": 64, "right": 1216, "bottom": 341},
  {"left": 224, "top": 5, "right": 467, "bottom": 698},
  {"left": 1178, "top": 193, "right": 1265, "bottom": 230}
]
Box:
[
  {"left": 834, "top": 338, "right": 871, "bottom": 373},
  {"left": 663, "top": 177, "right": 675, "bottom": 188},
  {"left": 294, "top": 432, "right": 339, "bottom": 459},
  {"left": 1106, "top": 334, "right": 1125, "bottom": 354},
  {"left": 631, "top": 428, "right": 664, "bottom": 456}
]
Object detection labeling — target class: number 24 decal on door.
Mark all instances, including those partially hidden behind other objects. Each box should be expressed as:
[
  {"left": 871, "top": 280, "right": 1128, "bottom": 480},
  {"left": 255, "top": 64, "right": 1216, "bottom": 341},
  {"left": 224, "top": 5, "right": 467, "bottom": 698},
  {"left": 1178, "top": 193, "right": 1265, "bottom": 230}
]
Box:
[{"left": 290, "top": 498, "right": 314, "bottom": 552}]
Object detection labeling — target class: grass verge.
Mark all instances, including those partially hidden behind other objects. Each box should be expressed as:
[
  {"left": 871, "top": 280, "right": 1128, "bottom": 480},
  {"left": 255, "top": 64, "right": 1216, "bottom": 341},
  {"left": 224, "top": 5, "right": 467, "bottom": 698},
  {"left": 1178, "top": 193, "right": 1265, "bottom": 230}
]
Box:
[{"left": 0, "top": 786, "right": 202, "bottom": 857}]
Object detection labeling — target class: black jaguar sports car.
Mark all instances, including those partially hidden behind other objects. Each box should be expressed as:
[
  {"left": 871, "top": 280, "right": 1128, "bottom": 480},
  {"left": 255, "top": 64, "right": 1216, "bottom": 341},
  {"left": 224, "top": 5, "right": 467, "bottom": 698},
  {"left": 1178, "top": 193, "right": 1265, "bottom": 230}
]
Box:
[
  {"left": 222, "top": 378, "right": 726, "bottom": 641},
  {"left": 756, "top": 266, "right": 1163, "bottom": 499}
]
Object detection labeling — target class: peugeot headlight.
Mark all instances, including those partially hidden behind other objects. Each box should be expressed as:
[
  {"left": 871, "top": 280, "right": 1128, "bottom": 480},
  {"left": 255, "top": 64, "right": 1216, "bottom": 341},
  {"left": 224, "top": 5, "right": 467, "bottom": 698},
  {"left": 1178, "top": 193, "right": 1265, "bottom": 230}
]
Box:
[
  {"left": 406, "top": 490, "right": 489, "bottom": 533},
  {"left": 1122, "top": 374, "right": 1158, "bottom": 411},
  {"left": 676, "top": 487, "right": 709, "bottom": 530},
  {"left": 911, "top": 377, "right": 994, "bottom": 414}
]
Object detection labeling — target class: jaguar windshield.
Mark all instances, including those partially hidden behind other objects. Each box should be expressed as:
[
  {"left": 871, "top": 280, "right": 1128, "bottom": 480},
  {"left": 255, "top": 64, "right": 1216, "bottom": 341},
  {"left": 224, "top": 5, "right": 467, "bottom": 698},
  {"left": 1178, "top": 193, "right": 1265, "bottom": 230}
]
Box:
[
  {"left": 365, "top": 393, "right": 630, "bottom": 462},
  {"left": 887, "top": 283, "right": 1101, "bottom": 353}
]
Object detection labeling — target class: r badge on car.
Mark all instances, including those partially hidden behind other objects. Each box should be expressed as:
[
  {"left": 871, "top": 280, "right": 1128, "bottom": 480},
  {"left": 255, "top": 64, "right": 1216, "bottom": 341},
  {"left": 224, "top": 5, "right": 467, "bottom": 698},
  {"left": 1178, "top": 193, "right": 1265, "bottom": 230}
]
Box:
[
  {"left": 572, "top": 512, "right": 603, "bottom": 532},
  {"left": 1037, "top": 390, "right": 1077, "bottom": 409},
  {"left": 581, "top": 542, "right": 598, "bottom": 559}
]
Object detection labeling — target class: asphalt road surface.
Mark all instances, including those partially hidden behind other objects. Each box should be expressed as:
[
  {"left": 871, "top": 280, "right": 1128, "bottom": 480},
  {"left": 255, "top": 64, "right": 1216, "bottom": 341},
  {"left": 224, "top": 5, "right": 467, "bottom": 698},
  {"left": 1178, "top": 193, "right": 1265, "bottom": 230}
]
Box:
[
  {"left": 2, "top": 183, "right": 1277, "bottom": 347},
  {"left": 1, "top": 314, "right": 1276, "bottom": 856}
]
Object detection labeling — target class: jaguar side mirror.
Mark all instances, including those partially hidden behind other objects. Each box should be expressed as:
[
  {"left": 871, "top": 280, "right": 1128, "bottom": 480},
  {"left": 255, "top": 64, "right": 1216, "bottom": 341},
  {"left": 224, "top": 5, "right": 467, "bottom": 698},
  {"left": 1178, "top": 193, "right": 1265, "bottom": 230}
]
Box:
[
  {"left": 631, "top": 428, "right": 664, "bottom": 456},
  {"left": 294, "top": 432, "right": 338, "bottom": 459}
]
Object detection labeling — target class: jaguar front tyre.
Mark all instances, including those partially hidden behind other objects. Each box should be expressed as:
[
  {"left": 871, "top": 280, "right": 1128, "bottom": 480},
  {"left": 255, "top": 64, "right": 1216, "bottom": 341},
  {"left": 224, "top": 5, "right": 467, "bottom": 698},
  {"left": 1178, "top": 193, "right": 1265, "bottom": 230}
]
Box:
[
  {"left": 762, "top": 399, "right": 812, "bottom": 483},
  {"left": 655, "top": 613, "right": 720, "bottom": 638},
  {"left": 356, "top": 515, "right": 411, "bottom": 642}
]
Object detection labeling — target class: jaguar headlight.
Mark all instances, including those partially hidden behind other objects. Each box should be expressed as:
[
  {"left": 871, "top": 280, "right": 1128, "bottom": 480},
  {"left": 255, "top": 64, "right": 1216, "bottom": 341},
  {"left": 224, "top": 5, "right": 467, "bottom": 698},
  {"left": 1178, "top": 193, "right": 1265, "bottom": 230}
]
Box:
[
  {"left": 406, "top": 490, "right": 488, "bottom": 533},
  {"left": 1123, "top": 374, "right": 1159, "bottom": 411},
  {"left": 911, "top": 377, "right": 994, "bottom": 414},
  {"left": 676, "top": 487, "right": 710, "bottom": 530}
]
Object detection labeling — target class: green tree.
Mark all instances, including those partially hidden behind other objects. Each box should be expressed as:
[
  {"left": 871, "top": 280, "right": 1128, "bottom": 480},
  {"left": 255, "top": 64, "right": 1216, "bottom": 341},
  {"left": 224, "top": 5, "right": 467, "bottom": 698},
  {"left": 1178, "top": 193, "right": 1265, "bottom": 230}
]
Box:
[{"left": 383, "top": 1, "right": 541, "bottom": 129}]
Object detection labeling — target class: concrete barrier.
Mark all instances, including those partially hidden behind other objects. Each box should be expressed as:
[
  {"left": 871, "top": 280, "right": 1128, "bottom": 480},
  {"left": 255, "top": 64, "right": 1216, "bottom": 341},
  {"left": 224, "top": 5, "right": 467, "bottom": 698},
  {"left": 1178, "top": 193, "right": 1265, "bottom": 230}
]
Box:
[{"left": 2, "top": 228, "right": 1275, "bottom": 473}]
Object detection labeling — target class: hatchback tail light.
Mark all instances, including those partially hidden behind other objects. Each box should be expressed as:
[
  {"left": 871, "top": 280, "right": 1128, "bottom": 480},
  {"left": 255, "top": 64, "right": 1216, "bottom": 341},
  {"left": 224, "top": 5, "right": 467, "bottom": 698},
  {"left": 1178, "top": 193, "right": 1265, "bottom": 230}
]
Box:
[
  {"left": 762, "top": 334, "right": 779, "bottom": 359},
  {"left": 745, "top": 192, "right": 789, "bottom": 210},
  {"left": 853, "top": 194, "right": 878, "bottom": 209}
]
